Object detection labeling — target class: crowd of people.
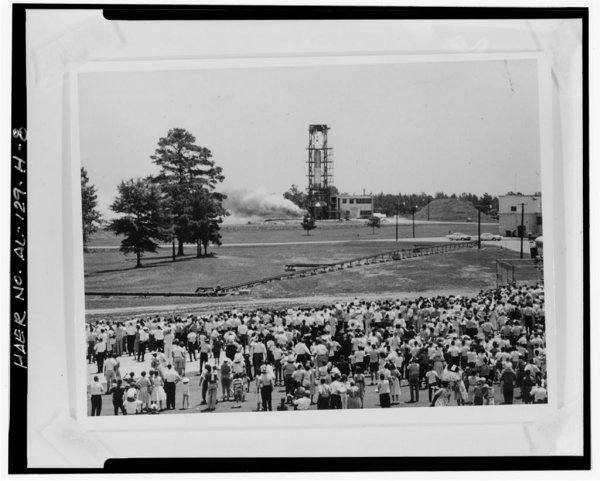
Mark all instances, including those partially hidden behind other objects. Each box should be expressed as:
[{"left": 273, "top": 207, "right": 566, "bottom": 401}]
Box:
[{"left": 87, "top": 283, "right": 548, "bottom": 415}]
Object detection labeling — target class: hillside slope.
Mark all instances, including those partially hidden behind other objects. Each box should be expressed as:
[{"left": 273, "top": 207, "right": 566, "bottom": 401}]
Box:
[{"left": 414, "top": 198, "right": 495, "bottom": 222}]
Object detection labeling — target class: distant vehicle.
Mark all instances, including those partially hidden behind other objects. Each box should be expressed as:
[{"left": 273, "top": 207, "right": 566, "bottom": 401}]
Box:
[
  {"left": 372, "top": 213, "right": 388, "bottom": 223},
  {"left": 447, "top": 233, "right": 471, "bottom": 241},
  {"left": 480, "top": 233, "right": 502, "bottom": 241}
]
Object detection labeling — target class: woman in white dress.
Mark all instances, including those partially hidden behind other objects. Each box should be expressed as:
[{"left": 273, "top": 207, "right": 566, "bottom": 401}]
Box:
[
  {"left": 149, "top": 370, "right": 166, "bottom": 411},
  {"left": 389, "top": 364, "right": 402, "bottom": 404},
  {"left": 163, "top": 328, "right": 175, "bottom": 360},
  {"left": 135, "top": 371, "right": 151, "bottom": 410}
]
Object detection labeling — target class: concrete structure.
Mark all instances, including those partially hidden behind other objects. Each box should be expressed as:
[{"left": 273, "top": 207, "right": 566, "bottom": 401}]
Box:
[
  {"left": 334, "top": 193, "right": 374, "bottom": 220},
  {"left": 498, "top": 194, "right": 543, "bottom": 237}
]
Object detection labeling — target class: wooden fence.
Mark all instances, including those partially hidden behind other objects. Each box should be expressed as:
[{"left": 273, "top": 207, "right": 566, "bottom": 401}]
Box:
[{"left": 86, "top": 241, "right": 476, "bottom": 298}]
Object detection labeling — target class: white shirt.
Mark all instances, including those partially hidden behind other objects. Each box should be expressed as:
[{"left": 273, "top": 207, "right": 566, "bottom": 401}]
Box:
[
  {"left": 293, "top": 396, "right": 311, "bottom": 410},
  {"left": 90, "top": 382, "right": 104, "bottom": 395},
  {"left": 163, "top": 369, "right": 181, "bottom": 383}
]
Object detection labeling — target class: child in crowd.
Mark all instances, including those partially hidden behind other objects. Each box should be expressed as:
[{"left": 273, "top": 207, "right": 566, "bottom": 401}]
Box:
[
  {"left": 232, "top": 373, "right": 245, "bottom": 409},
  {"left": 181, "top": 376, "right": 190, "bottom": 409}
]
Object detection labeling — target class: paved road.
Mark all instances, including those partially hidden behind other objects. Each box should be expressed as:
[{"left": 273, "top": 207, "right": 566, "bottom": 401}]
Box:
[{"left": 87, "top": 235, "right": 519, "bottom": 251}]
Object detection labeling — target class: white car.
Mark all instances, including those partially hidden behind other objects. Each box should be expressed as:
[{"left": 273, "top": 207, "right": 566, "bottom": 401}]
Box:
[
  {"left": 446, "top": 233, "right": 472, "bottom": 241},
  {"left": 480, "top": 233, "right": 503, "bottom": 241}
]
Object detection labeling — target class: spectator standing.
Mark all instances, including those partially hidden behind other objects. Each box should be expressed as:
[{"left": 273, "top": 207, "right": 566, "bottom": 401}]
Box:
[
  {"left": 94, "top": 338, "right": 107, "bottom": 374},
  {"left": 257, "top": 365, "right": 275, "bottom": 411},
  {"left": 500, "top": 365, "right": 516, "bottom": 404},
  {"left": 110, "top": 380, "right": 126, "bottom": 415},
  {"left": 163, "top": 364, "right": 181, "bottom": 410},
  {"left": 377, "top": 374, "right": 391, "bottom": 408},
  {"left": 90, "top": 376, "right": 104, "bottom": 416},
  {"left": 203, "top": 365, "right": 219, "bottom": 412},
  {"left": 406, "top": 358, "right": 421, "bottom": 403}
]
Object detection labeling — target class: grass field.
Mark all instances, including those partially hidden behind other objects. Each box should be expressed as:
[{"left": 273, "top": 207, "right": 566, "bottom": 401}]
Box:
[
  {"left": 84, "top": 219, "right": 518, "bottom": 316},
  {"left": 88, "top": 219, "right": 500, "bottom": 247}
]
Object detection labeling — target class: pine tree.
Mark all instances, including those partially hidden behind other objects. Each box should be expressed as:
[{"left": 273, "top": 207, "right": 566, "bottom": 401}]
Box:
[
  {"left": 151, "top": 128, "right": 227, "bottom": 256},
  {"left": 109, "top": 177, "right": 169, "bottom": 268},
  {"left": 81, "top": 167, "right": 102, "bottom": 251}
]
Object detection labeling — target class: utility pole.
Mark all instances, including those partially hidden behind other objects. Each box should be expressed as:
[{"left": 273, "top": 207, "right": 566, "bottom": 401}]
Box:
[
  {"left": 395, "top": 199, "right": 399, "bottom": 243},
  {"left": 519, "top": 202, "right": 526, "bottom": 259},
  {"left": 412, "top": 206, "right": 417, "bottom": 238},
  {"left": 477, "top": 205, "right": 481, "bottom": 250},
  {"left": 427, "top": 196, "right": 431, "bottom": 221}
]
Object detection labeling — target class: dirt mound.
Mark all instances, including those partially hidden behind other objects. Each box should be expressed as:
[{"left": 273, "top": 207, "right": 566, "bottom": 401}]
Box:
[{"left": 414, "top": 198, "right": 495, "bottom": 222}]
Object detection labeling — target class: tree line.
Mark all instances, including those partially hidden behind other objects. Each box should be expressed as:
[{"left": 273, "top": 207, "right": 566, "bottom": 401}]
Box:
[
  {"left": 371, "top": 192, "right": 499, "bottom": 217},
  {"left": 283, "top": 186, "right": 500, "bottom": 217},
  {"left": 81, "top": 128, "right": 227, "bottom": 267}
]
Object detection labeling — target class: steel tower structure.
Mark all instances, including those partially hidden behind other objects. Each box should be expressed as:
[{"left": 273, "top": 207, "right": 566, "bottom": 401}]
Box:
[{"left": 307, "top": 124, "right": 336, "bottom": 219}]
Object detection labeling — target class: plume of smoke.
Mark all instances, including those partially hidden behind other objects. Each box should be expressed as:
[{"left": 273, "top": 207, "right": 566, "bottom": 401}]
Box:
[{"left": 223, "top": 188, "right": 304, "bottom": 223}]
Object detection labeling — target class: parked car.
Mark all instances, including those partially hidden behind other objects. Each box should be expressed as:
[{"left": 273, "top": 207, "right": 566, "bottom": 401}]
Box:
[
  {"left": 480, "top": 233, "right": 503, "bottom": 241},
  {"left": 446, "top": 233, "right": 471, "bottom": 241}
]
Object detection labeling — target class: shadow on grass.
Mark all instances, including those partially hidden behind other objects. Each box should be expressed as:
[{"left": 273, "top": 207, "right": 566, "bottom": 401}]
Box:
[{"left": 89, "top": 252, "right": 217, "bottom": 275}]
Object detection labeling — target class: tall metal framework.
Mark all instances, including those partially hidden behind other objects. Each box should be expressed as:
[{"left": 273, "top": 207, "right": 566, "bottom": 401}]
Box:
[{"left": 307, "top": 124, "right": 336, "bottom": 219}]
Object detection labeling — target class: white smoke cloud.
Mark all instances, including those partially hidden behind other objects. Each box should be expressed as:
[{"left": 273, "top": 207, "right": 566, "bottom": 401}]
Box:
[{"left": 223, "top": 188, "right": 304, "bottom": 224}]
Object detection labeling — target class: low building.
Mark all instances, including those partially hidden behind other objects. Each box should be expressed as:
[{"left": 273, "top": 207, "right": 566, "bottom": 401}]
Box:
[
  {"left": 498, "top": 194, "right": 543, "bottom": 237},
  {"left": 333, "top": 193, "right": 373, "bottom": 220}
]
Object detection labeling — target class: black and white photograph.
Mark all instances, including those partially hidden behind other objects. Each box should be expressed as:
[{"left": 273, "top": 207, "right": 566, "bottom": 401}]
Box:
[
  {"left": 10, "top": 4, "right": 591, "bottom": 472},
  {"left": 77, "top": 53, "right": 551, "bottom": 417}
]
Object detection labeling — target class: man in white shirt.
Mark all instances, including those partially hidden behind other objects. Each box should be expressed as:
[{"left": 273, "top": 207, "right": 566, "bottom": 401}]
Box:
[
  {"left": 154, "top": 325, "right": 165, "bottom": 352},
  {"left": 187, "top": 330, "right": 198, "bottom": 362},
  {"left": 238, "top": 322, "right": 249, "bottom": 349},
  {"left": 250, "top": 338, "right": 266, "bottom": 376},
  {"left": 163, "top": 364, "right": 181, "bottom": 410},
  {"left": 125, "top": 321, "right": 137, "bottom": 356},
  {"left": 171, "top": 341, "right": 187, "bottom": 376},
  {"left": 292, "top": 392, "right": 311, "bottom": 410},
  {"left": 94, "top": 338, "right": 107, "bottom": 374},
  {"left": 137, "top": 327, "right": 149, "bottom": 362},
  {"left": 90, "top": 376, "right": 105, "bottom": 416},
  {"left": 530, "top": 383, "right": 548, "bottom": 403},
  {"left": 312, "top": 340, "right": 328, "bottom": 368},
  {"left": 293, "top": 340, "right": 312, "bottom": 365},
  {"left": 329, "top": 375, "right": 344, "bottom": 409},
  {"left": 103, "top": 354, "right": 119, "bottom": 390}
]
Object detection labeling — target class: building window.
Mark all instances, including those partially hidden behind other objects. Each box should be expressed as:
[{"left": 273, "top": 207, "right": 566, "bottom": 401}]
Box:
[
  {"left": 510, "top": 206, "right": 517, "bottom": 212},
  {"left": 349, "top": 199, "right": 355, "bottom": 204},
  {"left": 537, "top": 216, "right": 543, "bottom": 226},
  {"left": 355, "top": 198, "right": 372, "bottom": 204},
  {"left": 342, "top": 199, "right": 347, "bottom": 204},
  {"left": 359, "top": 210, "right": 372, "bottom": 217}
]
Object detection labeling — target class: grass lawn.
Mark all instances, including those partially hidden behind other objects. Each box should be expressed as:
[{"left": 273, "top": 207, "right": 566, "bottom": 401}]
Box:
[
  {"left": 88, "top": 220, "right": 499, "bottom": 247},
  {"left": 85, "top": 234, "right": 515, "bottom": 316},
  {"left": 85, "top": 241, "right": 416, "bottom": 293}
]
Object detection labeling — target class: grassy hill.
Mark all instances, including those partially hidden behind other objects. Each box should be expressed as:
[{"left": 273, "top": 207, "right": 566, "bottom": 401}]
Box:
[{"left": 414, "top": 198, "right": 495, "bottom": 222}]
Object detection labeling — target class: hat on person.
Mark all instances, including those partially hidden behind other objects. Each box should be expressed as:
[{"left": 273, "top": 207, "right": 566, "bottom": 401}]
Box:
[{"left": 182, "top": 377, "right": 189, "bottom": 384}]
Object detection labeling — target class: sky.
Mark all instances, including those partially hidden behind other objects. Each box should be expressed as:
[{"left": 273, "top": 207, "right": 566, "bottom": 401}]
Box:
[{"left": 77, "top": 58, "right": 542, "bottom": 218}]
